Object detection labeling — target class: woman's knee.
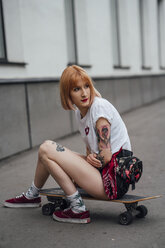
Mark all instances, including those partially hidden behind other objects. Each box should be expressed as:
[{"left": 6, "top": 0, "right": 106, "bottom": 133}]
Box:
[{"left": 38, "top": 140, "right": 54, "bottom": 161}]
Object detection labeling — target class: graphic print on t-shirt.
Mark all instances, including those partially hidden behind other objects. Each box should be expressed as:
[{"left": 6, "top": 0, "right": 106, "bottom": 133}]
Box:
[{"left": 85, "top": 126, "right": 89, "bottom": 136}]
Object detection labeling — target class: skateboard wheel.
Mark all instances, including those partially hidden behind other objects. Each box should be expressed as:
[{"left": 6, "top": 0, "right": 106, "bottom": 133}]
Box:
[
  {"left": 42, "top": 203, "right": 55, "bottom": 216},
  {"left": 136, "top": 205, "right": 148, "bottom": 218},
  {"left": 119, "top": 211, "right": 133, "bottom": 225}
]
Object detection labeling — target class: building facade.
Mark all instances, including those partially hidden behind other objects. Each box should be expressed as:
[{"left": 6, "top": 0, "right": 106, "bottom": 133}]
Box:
[{"left": 0, "top": 0, "right": 165, "bottom": 160}]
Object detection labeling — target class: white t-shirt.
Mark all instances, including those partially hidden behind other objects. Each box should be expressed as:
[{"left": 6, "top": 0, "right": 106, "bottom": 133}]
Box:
[{"left": 75, "top": 97, "right": 131, "bottom": 155}]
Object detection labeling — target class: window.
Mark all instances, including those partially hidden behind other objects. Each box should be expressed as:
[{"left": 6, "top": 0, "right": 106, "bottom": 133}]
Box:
[
  {"left": 64, "top": 0, "right": 76, "bottom": 65},
  {"left": 110, "top": 0, "right": 130, "bottom": 69},
  {"left": 110, "top": 0, "right": 120, "bottom": 67},
  {"left": 64, "top": 0, "right": 91, "bottom": 68},
  {"left": 139, "top": 0, "right": 152, "bottom": 70},
  {"left": 157, "top": 0, "right": 165, "bottom": 69},
  {"left": 0, "top": 0, "right": 6, "bottom": 60}
]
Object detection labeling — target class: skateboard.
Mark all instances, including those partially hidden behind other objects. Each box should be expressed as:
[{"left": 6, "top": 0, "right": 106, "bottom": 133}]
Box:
[{"left": 40, "top": 188, "right": 161, "bottom": 225}]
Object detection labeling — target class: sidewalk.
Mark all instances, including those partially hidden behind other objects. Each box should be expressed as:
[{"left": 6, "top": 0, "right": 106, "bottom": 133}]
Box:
[{"left": 0, "top": 99, "right": 165, "bottom": 248}]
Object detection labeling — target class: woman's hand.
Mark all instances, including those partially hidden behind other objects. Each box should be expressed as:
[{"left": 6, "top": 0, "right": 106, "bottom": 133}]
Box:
[{"left": 86, "top": 153, "right": 102, "bottom": 168}]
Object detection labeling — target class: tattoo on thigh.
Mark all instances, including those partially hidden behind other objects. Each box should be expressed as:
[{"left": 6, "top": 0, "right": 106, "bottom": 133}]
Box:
[{"left": 56, "top": 143, "right": 65, "bottom": 152}]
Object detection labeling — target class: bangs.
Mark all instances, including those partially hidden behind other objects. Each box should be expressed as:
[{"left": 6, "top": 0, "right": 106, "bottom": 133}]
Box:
[{"left": 69, "top": 72, "right": 92, "bottom": 90}]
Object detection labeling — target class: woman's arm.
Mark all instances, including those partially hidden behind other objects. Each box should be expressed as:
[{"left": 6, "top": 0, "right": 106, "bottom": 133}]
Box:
[
  {"left": 73, "top": 148, "right": 101, "bottom": 168},
  {"left": 95, "top": 117, "right": 112, "bottom": 167}
]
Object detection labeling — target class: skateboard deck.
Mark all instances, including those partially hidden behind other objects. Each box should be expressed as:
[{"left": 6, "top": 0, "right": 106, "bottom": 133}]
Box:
[
  {"left": 40, "top": 187, "right": 161, "bottom": 203},
  {"left": 40, "top": 188, "right": 162, "bottom": 225}
]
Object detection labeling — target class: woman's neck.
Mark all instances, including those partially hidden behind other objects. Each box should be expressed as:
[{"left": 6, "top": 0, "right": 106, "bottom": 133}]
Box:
[{"left": 79, "top": 107, "right": 89, "bottom": 118}]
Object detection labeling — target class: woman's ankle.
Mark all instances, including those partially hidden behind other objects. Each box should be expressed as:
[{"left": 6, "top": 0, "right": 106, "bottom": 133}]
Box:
[
  {"left": 25, "top": 181, "right": 40, "bottom": 199},
  {"left": 66, "top": 190, "right": 86, "bottom": 213}
]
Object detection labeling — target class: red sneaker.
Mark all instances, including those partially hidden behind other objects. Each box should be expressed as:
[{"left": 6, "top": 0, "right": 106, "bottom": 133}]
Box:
[
  {"left": 53, "top": 208, "right": 91, "bottom": 224},
  {"left": 4, "top": 193, "right": 41, "bottom": 208}
]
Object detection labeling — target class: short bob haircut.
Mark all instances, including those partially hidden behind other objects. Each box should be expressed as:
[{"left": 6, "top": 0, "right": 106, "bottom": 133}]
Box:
[{"left": 60, "top": 65, "right": 100, "bottom": 110}]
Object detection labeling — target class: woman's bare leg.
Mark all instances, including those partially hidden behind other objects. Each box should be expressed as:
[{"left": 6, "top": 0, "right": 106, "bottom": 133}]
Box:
[
  {"left": 34, "top": 156, "right": 50, "bottom": 189},
  {"left": 33, "top": 147, "right": 86, "bottom": 190},
  {"left": 38, "top": 140, "right": 109, "bottom": 200}
]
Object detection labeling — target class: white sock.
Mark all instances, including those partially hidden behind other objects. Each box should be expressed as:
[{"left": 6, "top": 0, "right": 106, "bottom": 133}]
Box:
[
  {"left": 25, "top": 182, "right": 40, "bottom": 199},
  {"left": 66, "top": 190, "right": 86, "bottom": 213}
]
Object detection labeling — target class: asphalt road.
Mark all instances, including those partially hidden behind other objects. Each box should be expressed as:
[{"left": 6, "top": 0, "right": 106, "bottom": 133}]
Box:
[{"left": 0, "top": 99, "right": 165, "bottom": 248}]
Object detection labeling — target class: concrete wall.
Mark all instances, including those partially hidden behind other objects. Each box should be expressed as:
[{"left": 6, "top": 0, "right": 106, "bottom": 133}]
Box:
[
  {"left": 0, "top": 84, "right": 29, "bottom": 158},
  {"left": 0, "top": 75, "right": 165, "bottom": 160},
  {"left": 95, "top": 76, "right": 165, "bottom": 112},
  {"left": 27, "top": 83, "right": 72, "bottom": 146}
]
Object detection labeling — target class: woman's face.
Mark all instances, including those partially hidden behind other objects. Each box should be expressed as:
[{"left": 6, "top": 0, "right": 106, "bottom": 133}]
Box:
[{"left": 70, "top": 79, "right": 91, "bottom": 116}]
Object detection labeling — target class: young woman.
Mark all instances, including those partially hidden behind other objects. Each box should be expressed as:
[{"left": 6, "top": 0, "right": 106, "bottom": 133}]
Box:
[{"left": 4, "top": 65, "right": 131, "bottom": 224}]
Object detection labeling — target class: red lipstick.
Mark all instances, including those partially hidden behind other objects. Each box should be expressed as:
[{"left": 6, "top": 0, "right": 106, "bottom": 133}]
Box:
[{"left": 81, "top": 98, "right": 88, "bottom": 102}]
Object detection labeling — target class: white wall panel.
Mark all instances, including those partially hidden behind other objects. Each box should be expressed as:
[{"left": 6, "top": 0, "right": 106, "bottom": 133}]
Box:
[
  {"left": 19, "top": 0, "right": 68, "bottom": 77},
  {"left": 0, "top": 0, "right": 164, "bottom": 79},
  {"left": 86, "top": 0, "right": 113, "bottom": 76},
  {"left": 158, "top": 0, "right": 165, "bottom": 67},
  {"left": 74, "top": 0, "right": 90, "bottom": 65},
  {"left": 117, "top": 0, "right": 130, "bottom": 67}
]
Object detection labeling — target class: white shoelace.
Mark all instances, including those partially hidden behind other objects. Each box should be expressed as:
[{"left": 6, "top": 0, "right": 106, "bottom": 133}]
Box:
[{"left": 15, "top": 193, "right": 24, "bottom": 199}]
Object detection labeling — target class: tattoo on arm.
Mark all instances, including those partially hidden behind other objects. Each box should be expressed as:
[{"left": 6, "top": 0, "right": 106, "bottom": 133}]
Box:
[
  {"left": 52, "top": 141, "right": 65, "bottom": 152},
  {"left": 96, "top": 125, "right": 111, "bottom": 149},
  {"left": 95, "top": 124, "right": 111, "bottom": 167}
]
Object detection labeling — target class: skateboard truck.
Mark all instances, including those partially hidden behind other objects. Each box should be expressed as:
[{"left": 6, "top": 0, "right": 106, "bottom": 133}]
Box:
[
  {"left": 42, "top": 196, "right": 70, "bottom": 216},
  {"left": 119, "top": 202, "right": 148, "bottom": 225}
]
